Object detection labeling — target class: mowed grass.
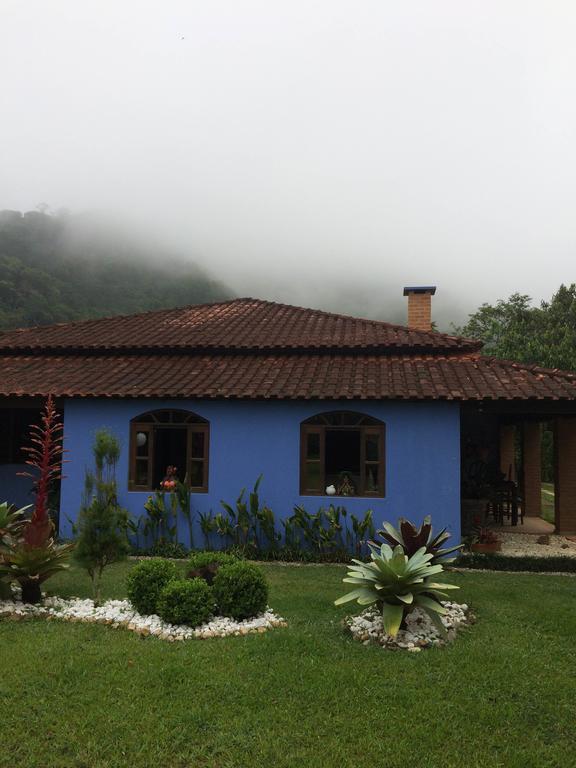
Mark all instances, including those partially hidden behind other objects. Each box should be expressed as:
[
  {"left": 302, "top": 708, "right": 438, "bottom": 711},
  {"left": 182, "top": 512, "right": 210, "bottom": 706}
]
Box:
[{"left": 1, "top": 562, "right": 575, "bottom": 768}]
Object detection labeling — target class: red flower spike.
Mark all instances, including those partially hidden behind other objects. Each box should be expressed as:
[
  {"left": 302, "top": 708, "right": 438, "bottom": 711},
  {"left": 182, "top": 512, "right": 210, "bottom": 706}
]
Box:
[{"left": 17, "top": 395, "right": 67, "bottom": 549}]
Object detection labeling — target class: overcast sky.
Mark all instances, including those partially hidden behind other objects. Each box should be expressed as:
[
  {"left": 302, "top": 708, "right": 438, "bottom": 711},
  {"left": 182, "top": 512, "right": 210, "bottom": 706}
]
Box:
[{"left": 2, "top": 1, "right": 576, "bottom": 326}]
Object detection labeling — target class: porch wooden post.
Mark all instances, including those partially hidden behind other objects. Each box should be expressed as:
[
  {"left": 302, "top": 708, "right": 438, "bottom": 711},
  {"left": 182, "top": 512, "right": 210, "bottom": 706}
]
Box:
[
  {"left": 554, "top": 417, "right": 576, "bottom": 535},
  {"left": 499, "top": 425, "right": 516, "bottom": 482},
  {"left": 522, "top": 422, "right": 541, "bottom": 517}
]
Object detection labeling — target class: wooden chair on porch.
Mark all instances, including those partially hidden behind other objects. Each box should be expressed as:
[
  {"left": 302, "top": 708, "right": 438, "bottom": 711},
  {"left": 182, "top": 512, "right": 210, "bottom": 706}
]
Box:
[{"left": 488, "top": 480, "right": 523, "bottom": 526}]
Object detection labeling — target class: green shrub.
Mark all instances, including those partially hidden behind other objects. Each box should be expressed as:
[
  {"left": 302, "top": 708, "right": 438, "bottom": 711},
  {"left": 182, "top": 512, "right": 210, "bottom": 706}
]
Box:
[
  {"left": 148, "top": 541, "right": 189, "bottom": 559},
  {"left": 455, "top": 553, "right": 576, "bottom": 573},
  {"left": 213, "top": 561, "right": 269, "bottom": 620},
  {"left": 186, "top": 551, "right": 240, "bottom": 584},
  {"left": 126, "top": 558, "right": 178, "bottom": 615},
  {"left": 156, "top": 578, "right": 214, "bottom": 626}
]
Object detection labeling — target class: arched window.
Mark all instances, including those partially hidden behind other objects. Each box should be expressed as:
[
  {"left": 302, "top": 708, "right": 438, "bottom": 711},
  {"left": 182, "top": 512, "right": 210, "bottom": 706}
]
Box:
[
  {"left": 300, "top": 412, "right": 385, "bottom": 497},
  {"left": 129, "top": 410, "right": 209, "bottom": 492}
]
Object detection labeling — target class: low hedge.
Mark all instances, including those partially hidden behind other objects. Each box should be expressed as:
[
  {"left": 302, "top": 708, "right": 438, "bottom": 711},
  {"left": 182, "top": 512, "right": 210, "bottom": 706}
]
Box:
[
  {"left": 454, "top": 553, "right": 576, "bottom": 573},
  {"left": 213, "top": 561, "right": 269, "bottom": 620},
  {"left": 127, "top": 558, "right": 178, "bottom": 615},
  {"left": 157, "top": 578, "right": 214, "bottom": 626}
]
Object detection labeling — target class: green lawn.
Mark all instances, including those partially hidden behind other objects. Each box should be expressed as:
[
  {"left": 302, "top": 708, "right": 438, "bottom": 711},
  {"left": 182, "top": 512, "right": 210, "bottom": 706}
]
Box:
[{"left": 1, "top": 562, "right": 575, "bottom": 768}]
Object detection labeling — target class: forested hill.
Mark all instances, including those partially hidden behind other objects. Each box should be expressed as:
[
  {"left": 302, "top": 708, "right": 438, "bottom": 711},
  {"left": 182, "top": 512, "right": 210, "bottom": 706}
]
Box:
[{"left": 0, "top": 210, "right": 232, "bottom": 330}]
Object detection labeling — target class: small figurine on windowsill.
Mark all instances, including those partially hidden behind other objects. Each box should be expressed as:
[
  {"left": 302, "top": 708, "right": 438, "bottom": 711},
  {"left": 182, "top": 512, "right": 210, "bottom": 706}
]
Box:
[
  {"left": 337, "top": 474, "right": 355, "bottom": 496},
  {"left": 325, "top": 484, "right": 336, "bottom": 496}
]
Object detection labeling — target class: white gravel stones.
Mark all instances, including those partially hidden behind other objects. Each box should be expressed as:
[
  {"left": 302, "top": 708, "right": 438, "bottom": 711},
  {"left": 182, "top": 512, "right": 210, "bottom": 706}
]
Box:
[
  {"left": 498, "top": 532, "right": 576, "bottom": 558},
  {"left": 0, "top": 595, "right": 287, "bottom": 641},
  {"left": 345, "top": 601, "right": 471, "bottom": 651}
]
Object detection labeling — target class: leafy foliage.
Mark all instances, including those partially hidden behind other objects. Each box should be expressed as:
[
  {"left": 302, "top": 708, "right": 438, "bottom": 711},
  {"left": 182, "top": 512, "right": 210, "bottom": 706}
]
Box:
[
  {"left": 456, "top": 285, "right": 576, "bottom": 372},
  {"left": 0, "top": 209, "right": 230, "bottom": 331},
  {"left": 375, "top": 516, "right": 462, "bottom": 564},
  {"left": 335, "top": 542, "right": 459, "bottom": 637},
  {"left": 146, "top": 541, "right": 189, "bottom": 559},
  {"left": 186, "top": 550, "right": 239, "bottom": 584},
  {"left": 126, "top": 558, "right": 178, "bottom": 616},
  {"left": 73, "top": 429, "right": 129, "bottom": 603},
  {"left": 212, "top": 561, "right": 269, "bottom": 620},
  {"left": 0, "top": 502, "right": 26, "bottom": 551},
  {"left": 156, "top": 578, "right": 214, "bottom": 627},
  {"left": 219, "top": 475, "right": 280, "bottom": 553},
  {"left": 0, "top": 544, "right": 72, "bottom": 602}
]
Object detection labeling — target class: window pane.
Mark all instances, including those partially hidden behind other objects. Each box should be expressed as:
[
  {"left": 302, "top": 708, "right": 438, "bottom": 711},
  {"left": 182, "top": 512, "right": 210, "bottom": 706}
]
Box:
[
  {"left": 153, "top": 427, "right": 187, "bottom": 487},
  {"left": 135, "top": 459, "right": 149, "bottom": 486},
  {"left": 325, "top": 429, "right": 360, "bottom": 494},
  {"left": 191, "top": 430, "right": 205, "bottom": 459},
  {"left": 365, "top": 464, "right": 379, "bottom": 492},
  {"left": 135, "top": 431, "right": 149, "bottom": 457},
  {"left": 190, "top": 460, "right": 204, "bottom": 487},
  {"left": 306, "top": 432, "right": 320, "bottom": 459},
  {"left": 304, "top": 461, "right": 321, "bottom": 491},
  {"left": 365, "top": 433, "right": 379, "bottom": 462}
]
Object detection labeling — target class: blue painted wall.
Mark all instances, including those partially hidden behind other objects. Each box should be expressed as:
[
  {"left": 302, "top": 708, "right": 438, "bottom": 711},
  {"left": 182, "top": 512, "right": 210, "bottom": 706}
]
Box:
[{"left": 58, "top": 398, "right": 462, "bottom": 545}]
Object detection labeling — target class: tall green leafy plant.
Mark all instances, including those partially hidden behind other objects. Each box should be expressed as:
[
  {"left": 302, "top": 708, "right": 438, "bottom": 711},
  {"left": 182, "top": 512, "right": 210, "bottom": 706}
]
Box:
[
  {"left": 73, "top": 429, "right": 129, "bottom": 603},
  {"left": 220, "top": 476, "right": 278, "bottom": 553}
]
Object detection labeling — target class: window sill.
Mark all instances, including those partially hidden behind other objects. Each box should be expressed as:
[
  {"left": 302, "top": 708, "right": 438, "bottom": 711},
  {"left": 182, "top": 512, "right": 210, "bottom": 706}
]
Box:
[{"left": 300, "top": 493, "right": 385, "bottom": 500}]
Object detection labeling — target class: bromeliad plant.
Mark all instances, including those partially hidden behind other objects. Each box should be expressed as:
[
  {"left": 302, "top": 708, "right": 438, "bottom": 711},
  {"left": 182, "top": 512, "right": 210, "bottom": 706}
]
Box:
[
  {"left": 0, "top": 396, "right": 72, "bottom": 603},
  {"left": 374, "top": 515, "right": 463, "bottom": 564},
  {"left": 335, "top": 541, "right": 460, "bottom": 637},
  {"left": 0, "top": 502, "right": 27, "bottom": 598}
]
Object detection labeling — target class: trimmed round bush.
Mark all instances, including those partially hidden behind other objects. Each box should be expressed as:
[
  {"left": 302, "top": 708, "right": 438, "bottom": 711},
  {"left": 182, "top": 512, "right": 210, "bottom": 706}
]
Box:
[
  {"left": 212, "top": 561, "right": 268, "bottom": 620},
  {"left": 156, "top": 578, "right": 214, "bottom": 627},
  {"left": 186, "top": 551, "right": 240, "bottom": 585},
  {"left": 188, "top": 550, "right": 240, "bottom": 570},
  {"left": 126, "top": 558, "right": 178, "bottom": 615}
]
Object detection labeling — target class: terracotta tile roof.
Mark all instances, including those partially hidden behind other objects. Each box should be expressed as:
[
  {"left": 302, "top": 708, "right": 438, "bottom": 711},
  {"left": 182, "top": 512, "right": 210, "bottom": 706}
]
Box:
[
  {"left": 2, "top": 353, "right": 576, "bottom": 401},
  {"left": 0, "top": 298, "right": 481, "bottom": 354}
]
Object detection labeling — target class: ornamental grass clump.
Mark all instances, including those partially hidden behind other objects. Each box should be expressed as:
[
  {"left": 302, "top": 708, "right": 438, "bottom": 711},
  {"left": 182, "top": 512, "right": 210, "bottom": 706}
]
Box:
[
  {"left": 156, "top": 578, "right": 215, "bottom": 627},
  {"left": 126, "top": 558, "right": 178, "bottom": 615},
  {"left": 335, "top": 542, "right": 459, "bottom": 638},
  {"left": 213, "top": 561, "right": 268, "bottom": 620}
]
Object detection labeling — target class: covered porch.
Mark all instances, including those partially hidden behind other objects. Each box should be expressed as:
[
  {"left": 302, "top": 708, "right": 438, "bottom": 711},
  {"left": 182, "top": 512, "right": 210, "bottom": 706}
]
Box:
[
  {"left": 0, "top": 397, "right": 47, "bottom": 509},
  {"left": 461, "top": 401, "right": 576, "bottom": 536}
]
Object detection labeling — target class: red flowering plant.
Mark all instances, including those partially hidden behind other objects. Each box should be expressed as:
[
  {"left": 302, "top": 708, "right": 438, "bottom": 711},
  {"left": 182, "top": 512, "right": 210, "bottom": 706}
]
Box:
[
  {"left": 160, "top": 465, "right": 178, "bottom": 493},
  {"left": 0, "top": 396, "right": 73, "bottom": 603},
  {"left": 464, "top": 515, "right": 501, "bottom": 552}
]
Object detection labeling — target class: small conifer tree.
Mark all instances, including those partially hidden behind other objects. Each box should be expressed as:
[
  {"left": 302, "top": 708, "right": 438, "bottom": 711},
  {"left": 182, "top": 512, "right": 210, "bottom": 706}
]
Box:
[{"left": 74, "top": 429, "right": 128, "bottom": 604}]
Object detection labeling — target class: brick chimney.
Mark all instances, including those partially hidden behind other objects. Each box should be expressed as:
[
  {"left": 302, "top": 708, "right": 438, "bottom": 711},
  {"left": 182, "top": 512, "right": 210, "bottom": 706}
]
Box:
[{"left": 403, "top": 286, "right": 436, "bottom": 331}]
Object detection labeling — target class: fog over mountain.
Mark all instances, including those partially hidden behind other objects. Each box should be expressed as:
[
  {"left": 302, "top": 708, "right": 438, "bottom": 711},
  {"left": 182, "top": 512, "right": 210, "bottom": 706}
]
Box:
[{"left": 2, "top": 2, "right": 576, "bottom": 329}]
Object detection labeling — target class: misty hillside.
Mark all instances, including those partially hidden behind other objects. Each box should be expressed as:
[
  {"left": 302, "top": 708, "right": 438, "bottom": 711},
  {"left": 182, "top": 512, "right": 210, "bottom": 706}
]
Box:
[{"left": 0, "top": 210, "right": 231, "bottom": 330}]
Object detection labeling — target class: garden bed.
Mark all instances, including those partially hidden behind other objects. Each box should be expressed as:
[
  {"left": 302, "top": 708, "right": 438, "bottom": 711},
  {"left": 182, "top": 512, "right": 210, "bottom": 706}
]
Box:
[
  {"left": 0, "top": 595, "right": 286, "bottom": 641},
  {"left": 345, "top": 601, "right": 472, "bottom": 651}
]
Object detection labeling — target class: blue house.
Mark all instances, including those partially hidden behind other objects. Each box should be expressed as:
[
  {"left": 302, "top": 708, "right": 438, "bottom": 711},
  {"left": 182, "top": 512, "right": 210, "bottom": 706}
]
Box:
[{"left": 2, "top": 287, "right": 576, "bottom": 542}]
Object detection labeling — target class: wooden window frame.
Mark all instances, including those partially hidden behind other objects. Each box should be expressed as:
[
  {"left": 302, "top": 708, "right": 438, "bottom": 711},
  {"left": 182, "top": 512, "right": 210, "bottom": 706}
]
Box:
[
  {"left": 299, "top": 412, "right": 385, "bottom": 498},
  {"left": 128, "top": 410, "right": 209, "bottom": 492}
]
